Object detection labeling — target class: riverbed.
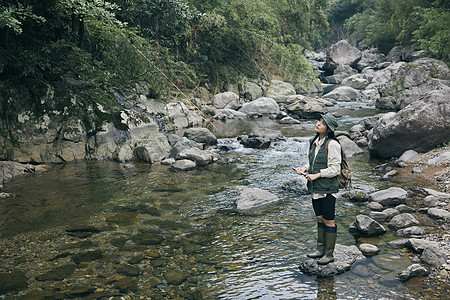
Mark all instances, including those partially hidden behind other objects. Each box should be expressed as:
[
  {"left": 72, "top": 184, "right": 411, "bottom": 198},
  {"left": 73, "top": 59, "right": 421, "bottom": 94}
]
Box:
[{"left": 0, "top": 102, "right": 448, "bottom": 299}]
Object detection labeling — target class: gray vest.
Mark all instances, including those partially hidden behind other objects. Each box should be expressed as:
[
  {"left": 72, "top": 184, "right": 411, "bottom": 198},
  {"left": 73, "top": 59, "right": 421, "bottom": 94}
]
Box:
[{"left": 307, "top": 138, "right": 339, "bottom": 194}]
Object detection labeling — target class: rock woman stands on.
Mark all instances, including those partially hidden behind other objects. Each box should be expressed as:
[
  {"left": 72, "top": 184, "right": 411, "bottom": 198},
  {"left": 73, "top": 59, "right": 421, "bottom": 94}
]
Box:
[{"left": 295, "top": 113, "right": 341, "bottom": 265}]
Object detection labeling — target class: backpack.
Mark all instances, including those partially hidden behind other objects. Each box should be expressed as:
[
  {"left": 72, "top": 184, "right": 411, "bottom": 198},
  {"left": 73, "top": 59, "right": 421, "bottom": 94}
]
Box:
[{"left": 325, "top": 139, "right": 352, "bottom": 189}]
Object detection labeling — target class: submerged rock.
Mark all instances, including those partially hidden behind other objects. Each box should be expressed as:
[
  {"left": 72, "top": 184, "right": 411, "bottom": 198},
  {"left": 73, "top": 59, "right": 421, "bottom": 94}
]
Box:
[
  {"left": 298, "top": 244, "right": 365, "bottom": 277},
  {"left": 0, "top": 271, "right": 28, "bottom": 294},
  {"left": 236, "top": 188, "right": 279, "bottom": 211}
]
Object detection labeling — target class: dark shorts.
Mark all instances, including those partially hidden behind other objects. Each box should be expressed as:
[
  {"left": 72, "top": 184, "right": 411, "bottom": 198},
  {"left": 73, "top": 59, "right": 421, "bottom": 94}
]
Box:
[{"left": 312, "top": 194, "right": 336, "bottom": 220}]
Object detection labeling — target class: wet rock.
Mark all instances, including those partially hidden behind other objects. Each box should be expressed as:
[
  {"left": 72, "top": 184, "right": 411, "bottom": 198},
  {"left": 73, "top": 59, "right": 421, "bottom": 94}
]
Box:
[
  {"left": 133, "top": 133, "right": 171, "bottom": 163},
  {"left": 368, "top": 187, "right": 408, "bottom": 206},
  {"left": 298, "top": 244, "right": 365, "bottom": 277},
  {"left": 116, "top": 277, "right": 138, "bottom": 292},
  {"left": 212, "top": 91, "right": 240, "bottom": 109},
  {"left": 369, "top": 211, "right": 387, "bottom": 223},
  {"left": 341, "top": 74, "right": 369, "bottom": 89},
  {"left": 387, "top": 239, "right": 409, "bottom": 249},
  {"left": 117, "top": 264, "right": 141, "bottom": 276},
  {"left": 238, "top": 135, "right": 271, "bottom": 149},
  {"left": 71, "top": 250, "right": 104, "bottom": 264},
  {"left": 397, "top": 226, "right": 425, "bottom": 237},
  {"left": 427, "top": 207, "right": 450, "bottom": 220},
  {"left": 215, "top": 108, "right": 247, "bottom": 120},
  {"left": 359, "top": 243, "right": 380, "bottom": 257},
  {"left": 398, "top": 264, "right": 429, "bottom": 281},
  {"left": 183, "top": 127, "right": 218, "bottom": 146},
  {"left": 382, "top": 208, "right": 400, "bottom": 221},
  {"left": 236, "top": 188, "right": 279, "bottom": 211},
  {"left": 282, "top": 177, "right": 308, "bottom": 194},
  {"left": 106, "top": 212, "right": 138, "bottom": 225},
  {"left": 371, "top": 163, "right": 392, "bottom": 173},
  {"left": 132, "top": 231, "right": 164, "bottom": 245},
  {"left": 171, "top": 159, "right": 196, "bottom": 171},
  {"left": 323, "top": 40, "right": 362, "bottom": 74},
  {"left": 128, "top": 255, "right": 145, "bottom": 265},
  {"left": 382, "top": 170, "right": 398, "bottom": 179},
  {"left": 248, "top": 127, "right": 284, "bottom": 142},
  {"left": 388, "top": 213, "right": 420, "bottom": 231},
  {"left": 349, "top": 215, "right": 386, "bottom": 237},
  {"left": 66, "top": 225, "right": 101, "bottom": 238},
  {"left": 35, "top": 264, "right": 76, "bottom": 281},
  {"left": 407, "top": 238, "right": 437, "bottom": 253},
  {"left": 164, "top": 270, "right": 190, "bottom": 285},
  {"left": 367, "top": 202, "right": 384, "bottom": 211},
  {"left": 279, "top": 116, "right": 302, "bottom": 124},
  {"left": 421, "top": 245, "right": 447, "bottom": 268},
  {"left": 0, "top": 271, "right": 28, "bottom": 294},
  {"left": 395, "top": 204, "right": 416, "bottom": 213}
]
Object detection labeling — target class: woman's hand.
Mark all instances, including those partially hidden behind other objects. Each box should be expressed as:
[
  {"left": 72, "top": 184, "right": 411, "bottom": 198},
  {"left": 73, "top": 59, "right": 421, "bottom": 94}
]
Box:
[
  {"left": 294, "top": 166, "right": 308, "bottom": 175},
  {"left": 305, "top": 173, "right": 321, "bottom": 181}
]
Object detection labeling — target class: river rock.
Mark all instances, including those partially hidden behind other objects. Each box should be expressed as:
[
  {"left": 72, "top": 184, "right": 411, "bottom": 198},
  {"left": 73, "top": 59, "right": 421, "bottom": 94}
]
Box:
[
  {"left": 248, "top": 127, "right": 284, "bottom": 141},
  {"left": 113, "top": 144, "right": 133, "bottom": 163},
  {"left": 369, "top": 89, "right": 450, "bottom": 158},
  {"left": 165, "top": 270, "right": 190, "bottom": 285},
  {"left": 367, "top": 202, "right": 384, "bottom": 211},
  {"left": 282, "top": 176, "right": 308, "bottom": 194},
  {"left": 183, "top": 128, "right": 217, "bottom": 146},
  {"left": 427, "top": 207, "right": 450, "bottom": 220},
  {"left": 387, "top": 239, "right": 409, "bottom": 249},
  {"left": 388, "top": 213, "right": 420, "bottom": 231},
  {"left": 238, "top": 97, "right": 280, "bottom": 115},
  {"left": 396, "top": 226, "right": 425, "bottom": 237},
  {"left": 171, "top": 159, "right": 196, "bottom": 171},
  {"left": 368, "top": 187, "right": 408, "bottom": 206},
  {"left": 236, "top": 188, "right": 279, "bottom": 211},
  {"left": 355, "top": 49, "right": 386, "bottom": 71},
  {"left": 423, "top": 195, "right": 441, "bottom": 207},
  {"left": 298, "top": 244, "right": 365, "bottom": 277},
  {"left": 36, "top": 264, "right": 76, "bottom": 281},
  {"left": 421, "top": 245, "right": 447, "bottom": 268},
  {"left": 337, "top": 135, "right": 364, "bottom": 157},
  {"left": 265, "top": 80, "right": 296, "bottom": 102},
  {"left": 359, "top": 243, "right": 380, "bottom": 257},
  {"left": 71, "top": 250, "right": 104, "bottom": 264},
  {"left": 349, "top": 124, "right": 365, "bottom": 140},
  {"left": 295, "top": 80, "right": 323, "bottom": 96},
  {"left": 427, "top": 151, "right": 450, "bottom": 165},
  {"left": 395, "top": 204, "right": 416, "bottom": 213},
  {"left": 382, "top": 208, "right": 400, "bottom": 221},
  {"left": 341, "top": 189, "right": 369, "bottom": 202},
  {"left": 349, "top": 215, "right": 386, "bottom": 237},
  {"left": 285, "top": 95, "right": 332, "bottom": 119},
  {"left": 0, "top": 271, "right": 28, "bottom": 294},
  {"left": 369, "top": 211, "right": 387, "bottom": 223},
  {"left": 322, "top": 86, "right": 361, "bottom": 101},
  {"left": 279, "top": 116, "right": 302, "bottom": 124},
  {"left": 133, "top": 133, "right": 171, "bottom": 163},
  {"left": 212, "top": 91, "right": 241, "bottom": 109},
  {"left": 407, "top": 238, "right": 437, "bottom": 253},
  {"left": 322, "top": 40, "right": 362, "bottom": 74},
  {"left": 177, "top": 148, "right": 216, "bottom": 166},
  {"left": 116, "top": 277, "right": 138, "bottom": 292},
  {"left": 169, "top": 137, "right": 203, "bottom": 158},
  {"left": 341, "top": 74, "right": 369, "bottom": 90},
  {"left": 398, "top": 264, "right": 429, "bottom": 281},
  {"left": 243, "top": 82, "right": 264, "bottom": 100},
  {"left": 215, "top": 108, "right": 247, "bottom": 120},
  {"left": 423, "top": 188, "right": 450, "bottom": 200},
  {"left": 396, "top": 150, "right": 420, "bottom": 166}
]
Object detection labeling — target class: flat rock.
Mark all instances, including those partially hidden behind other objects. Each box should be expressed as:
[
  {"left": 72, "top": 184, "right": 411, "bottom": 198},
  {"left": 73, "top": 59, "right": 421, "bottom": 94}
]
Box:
[
  {"left": 369, "top": 187, "right": 408, "bottom": 206},
  {"left": 388, "top": 213, "right": 420, "bottom": 230},
  {"left": 236, "top": 188, "right": 279, "bottom": 211},
  {"left": 427, "top": 207, "right": 450, "bottom": 219},
  {"left": 359, "top": 243, "right": 380, "bottom": 257}
]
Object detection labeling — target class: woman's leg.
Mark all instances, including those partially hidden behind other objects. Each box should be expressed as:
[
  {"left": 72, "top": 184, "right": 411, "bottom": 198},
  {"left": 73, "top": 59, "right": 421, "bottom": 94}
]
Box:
[
  {"left": 308, "top": 199, "right": 326, "bottom": 258},
  {"left": 318, "top": 194, "right": 337, "bottom": 265}
]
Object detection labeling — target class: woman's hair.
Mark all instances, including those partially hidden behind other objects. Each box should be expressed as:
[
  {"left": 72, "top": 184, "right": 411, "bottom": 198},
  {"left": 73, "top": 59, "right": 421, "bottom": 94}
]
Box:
[{"left": 309, "top": 126, "right": 346, "bottom": 159}]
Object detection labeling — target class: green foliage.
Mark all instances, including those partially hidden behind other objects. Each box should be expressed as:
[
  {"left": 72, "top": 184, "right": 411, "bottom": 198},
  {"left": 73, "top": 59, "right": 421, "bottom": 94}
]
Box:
[{"left": 0, "top": 2, "right": 45, "bottom": 34}]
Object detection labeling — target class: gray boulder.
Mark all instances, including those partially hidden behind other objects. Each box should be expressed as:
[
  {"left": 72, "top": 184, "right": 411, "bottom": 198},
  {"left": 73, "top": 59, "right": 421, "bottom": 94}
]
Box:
[
  {"left": 243, "top": 82, "right": 264, "bottom": 100},
  {"left": 215, "top": 108, "right": 247, "bottom": 120},
  {"left": 171, "top": 159, "right": 196, "bottom": 171},
  {"left": 369, "top": 211, "right": 387, "bottom": 223},
  {"left": 396, "top": 150, "right": 420, "bottom": 166},
  {"left": 212, "top": 91, "right": 241, "bottom": 109},
  {"left": 323, "top": 40, "right": 362, "bottom": 74},
  {"left": 423, "top": 195, "right": 441, "bottom": 207},
  {"left": 407, "top": 238, "right": 437, "bottom": 253},
  {"left": 323, "top": 64, "right": 359, "bottom": 84},
  {"left": 341, "top": 74, "right": 369, "bottom": 90},
  {"left": 183, "top": 128, "right": 217, "bottom": 146},
  {"left": 395, "top": 204, "right": 416, "bottom": 214},
  {"left": 282, "top": 176, "right": 308, "bottom": 194},
  {"left": 398, "top": 264, "right": 429, "bottom": 281},
  {"left": 341, "top": 189, "right": 369, "bottom": 202},
  {"left": 427, "top": 207, "right": 450, "bottom": 220},
  {"left": 359, "top": 243, "right": 380, "bottom": 257},
  {"left": 249, "top": 127, "right": 284, "bottom": 141},
  {"left": 113, "top": 144, "right": 133, "bottom": 163},
  {"left": 349, "top": 215, "right": 386, "bottom": 237},
  {"left": 176, "top": 148, "right": 216, "bottom": 166},
  {"left": 382, "top": 208, "right": 400, "bottom": 221},
  {"left": 368, "top": 187, "right": 408, "bottom": 206},
  {"left": 265, "top": 80, "right": 296, "bottom": 102},
  {"left": 298, "top": 244, "right": 365, "bottom": 277},
  {"left": 421, "top": 245, "right": 447, "bottom": 268},
  {"left": 337, "top": 135, "right": 364, "bottom": 157},
  {"left": 238, "top": 97, "right": 280, "bottom": 115},
  {"left": 388, "top": 213, "right": 420, "bottom": 231},
  {"left": 322, "top": 86, "right": 361, "bottom": 101},
  {"left": 427, "top": 151, "right": 450, "bottom": 165},
  {"left": 355, "top": 49, "right": 386, "bottom": 71},
  {"left": 237, "top": 188, "right": 279, "bottom": 211},
  {"left": 396, "top": 226, "right": 425, "bottom": 237},
  {"left": 369, "top": 88, "right": 450, "bottom": 158},
  {"left": 295, "top": 81, "right": 323, "bottom": 96},
  {"left": 133, "top": 133, "right": 171, "bottom": 163},
  {"left": 367, "top": 202, "right": 384, "bottom": 211},
  {"left": 169, "top": 137, "right": 203, "bottom": 159},
  {"left": 285, "top": 95, "right": 332, "bottom": 119}
]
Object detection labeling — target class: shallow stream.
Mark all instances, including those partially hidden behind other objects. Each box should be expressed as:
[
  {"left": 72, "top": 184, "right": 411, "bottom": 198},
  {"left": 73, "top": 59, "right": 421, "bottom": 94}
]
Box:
[{"left": 0, "top": 102, "right": 447, "bottom": 299}]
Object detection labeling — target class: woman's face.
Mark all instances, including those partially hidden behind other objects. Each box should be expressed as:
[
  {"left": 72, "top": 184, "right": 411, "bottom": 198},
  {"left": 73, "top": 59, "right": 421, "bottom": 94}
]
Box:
[{"left": 315, "top": 118, "right": 329, "bottom": 135}]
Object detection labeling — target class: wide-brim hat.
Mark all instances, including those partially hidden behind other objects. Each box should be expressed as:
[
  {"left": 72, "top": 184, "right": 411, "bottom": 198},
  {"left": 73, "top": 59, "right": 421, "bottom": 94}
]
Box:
[{"left": 321, "top": 113, "right": 338, "bottom": 132}]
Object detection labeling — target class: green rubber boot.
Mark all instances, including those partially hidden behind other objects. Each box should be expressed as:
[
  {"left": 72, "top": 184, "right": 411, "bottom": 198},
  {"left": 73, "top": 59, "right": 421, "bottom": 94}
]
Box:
[
  {"left": 317, "top": 225, "right": 337, "bottom": 265},
  {"left": 307, "top": 223, "right": 326, "bottom": 258}
]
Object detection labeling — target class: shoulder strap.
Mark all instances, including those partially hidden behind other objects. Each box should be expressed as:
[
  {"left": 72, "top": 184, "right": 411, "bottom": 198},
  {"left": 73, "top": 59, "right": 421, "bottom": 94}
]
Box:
[{"left": 325, "top": 139, "right": 331, "bottom": 155}]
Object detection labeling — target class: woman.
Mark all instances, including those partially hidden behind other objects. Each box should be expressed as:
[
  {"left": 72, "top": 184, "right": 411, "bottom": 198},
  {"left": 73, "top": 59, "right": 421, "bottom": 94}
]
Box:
[{"left": 294, "top": 113, "right": 341, "bottom": 265}]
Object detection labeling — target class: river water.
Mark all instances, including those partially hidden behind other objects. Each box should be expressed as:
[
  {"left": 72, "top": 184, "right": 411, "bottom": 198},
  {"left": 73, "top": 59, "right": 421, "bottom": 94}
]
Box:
[{"left": 0, "top": 102, "right": 447, "bottom": 299}]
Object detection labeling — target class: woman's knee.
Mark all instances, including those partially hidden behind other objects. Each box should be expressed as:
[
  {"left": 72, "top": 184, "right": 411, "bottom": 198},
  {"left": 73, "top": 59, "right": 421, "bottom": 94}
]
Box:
[{"left": 316, "top": 216, "right": 324, "bottom": 223}]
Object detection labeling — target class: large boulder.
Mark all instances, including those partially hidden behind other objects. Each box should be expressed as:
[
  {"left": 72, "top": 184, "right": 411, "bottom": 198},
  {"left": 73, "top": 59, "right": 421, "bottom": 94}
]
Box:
[
  {"left": 285, "top": 95, "right": 332, "bottom": 119},
  {"left": 341, "top": 74, "right": 369, "bottom": 90},
  {"left": 388, "top": 213, "right": 420, "bottom": 231},
  {"left": 236, "top": 188, "right": 279, "bottom": 211},
  {"left": 176, "top": 148, "right": 216, "bottom": 166},
  {"left": 282, "top": 176, "right": 309, "bottom": 194},
  {"left": 212, "top": 92, "right": 241, "bottom": 109},
  {"left": 369, "top": 187, "right": 408, "bottom": 206},
  {"left": 322, "top": 40, "right": 362, "bottom": 75},
  {"left": 238, "top": 127, "right": 284, "bottom": 149},
  {"left": 323, "top": 64, "right": 358, "bottom": 84},
  {"left": 238, "top": 97, "right": 280, "bottom": 115},
  {"left": 322, "top": 86, "right": 361, "bottom": 101},
  {"left": 337, "top": 135, "right": 364, "bottom": 157},
  {"left": 243, "top": 82, "right": 264, "bottom": 100},
  {"left": 183, "top": 128, "right": 217, "bottom": 146},
  {"left": 133, "top": 133, "right": 171, "bottom": 163},
  {"left": 169, "top": 137, "right": 203, "bottom": 159},
  {"left": 377, "top": 58, "right": 450, "bottom": 110},
  {"left": 265, "top": 80, "right": 296, "bottom": 102},
  {"left": 355, "top": 49, "right": 386, "bottom": 71},
  {"left": 349, "top": 215, "right": 386, "bottom": 237},
  {"left": 368, "top": 89, "right": 450, "bottom": 158},
  {"left": 420, "top": 245, "right": 447, "bottom": 268},
  {"left": 298, "top": 244, "right": 365, "bottom": 277}
]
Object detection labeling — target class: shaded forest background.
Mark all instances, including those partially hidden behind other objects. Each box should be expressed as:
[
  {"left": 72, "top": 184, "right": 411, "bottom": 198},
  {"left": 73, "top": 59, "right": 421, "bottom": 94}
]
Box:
[{"left": 1, "top": 0, "right": 449, "bottom": 97}]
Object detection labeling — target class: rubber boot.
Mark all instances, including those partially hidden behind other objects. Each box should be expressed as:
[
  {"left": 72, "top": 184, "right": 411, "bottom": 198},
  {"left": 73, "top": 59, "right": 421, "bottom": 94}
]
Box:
[
  {"left": 307, "top": 223, "right": 325, "bottom": 258},
  {"left": 317, "top": 225, "right": 337, "bottom": 265}
]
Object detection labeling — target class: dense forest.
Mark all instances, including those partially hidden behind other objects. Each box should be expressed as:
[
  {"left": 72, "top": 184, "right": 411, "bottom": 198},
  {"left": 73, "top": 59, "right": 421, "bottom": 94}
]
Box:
[{"left": 0, "top": 0, "right": 449, "bottom": 97}]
